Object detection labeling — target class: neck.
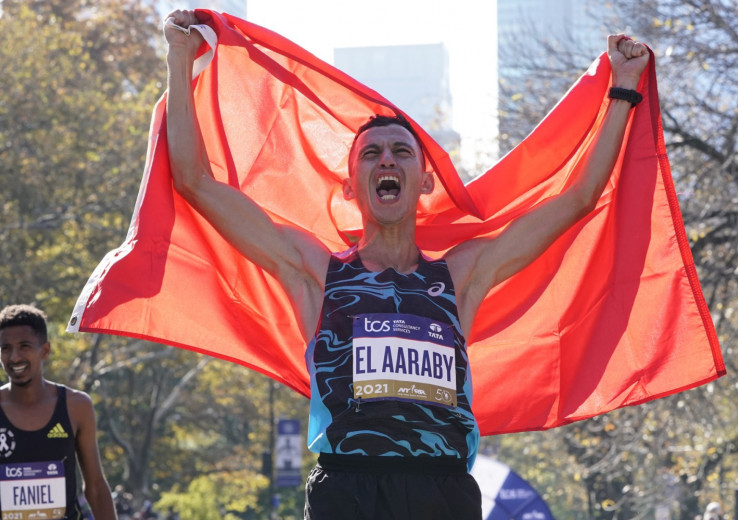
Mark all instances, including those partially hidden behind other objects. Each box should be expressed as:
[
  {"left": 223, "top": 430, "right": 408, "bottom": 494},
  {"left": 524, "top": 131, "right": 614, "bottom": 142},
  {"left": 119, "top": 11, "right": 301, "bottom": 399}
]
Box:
[
  {"left": 4, "top": 378, "right": 52, "bottom": 406},
  {"left": 357, "top": 235, "right": 420, "bottom": 274}
]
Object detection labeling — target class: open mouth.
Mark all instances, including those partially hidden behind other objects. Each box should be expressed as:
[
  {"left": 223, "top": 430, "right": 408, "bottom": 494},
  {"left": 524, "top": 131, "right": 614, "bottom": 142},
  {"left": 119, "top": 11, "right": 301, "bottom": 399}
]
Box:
[{"left": 376, "top": 174, "right": 401, "bottom": 201}]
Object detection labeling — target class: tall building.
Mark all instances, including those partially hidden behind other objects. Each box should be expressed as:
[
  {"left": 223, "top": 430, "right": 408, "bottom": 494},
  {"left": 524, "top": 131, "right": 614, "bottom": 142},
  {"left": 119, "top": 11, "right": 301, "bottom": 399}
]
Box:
[
  {"left": 497, "top": 0, "right": 607, "bottom": 75},
  {"left": 334, "top": 44, "right": 460, "bottom": 155},
  {"left": 496, "top": 0, "right": 613, "bottom": 146}
]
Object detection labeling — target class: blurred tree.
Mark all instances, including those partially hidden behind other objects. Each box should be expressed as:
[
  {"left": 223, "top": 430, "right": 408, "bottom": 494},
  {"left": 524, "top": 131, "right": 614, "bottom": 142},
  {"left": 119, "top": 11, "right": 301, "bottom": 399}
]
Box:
[
  {"left": 488, "top": 1, "right": 736, "bottom": 519},
  {"left": 0, "top": 0, "right": 313, "bottom": 516},
  {"left": 616, "top": 3, "right": 737, "bottom": 519},
  {"left": 0, "top": 0, "right": 162, "bottom": 321}
]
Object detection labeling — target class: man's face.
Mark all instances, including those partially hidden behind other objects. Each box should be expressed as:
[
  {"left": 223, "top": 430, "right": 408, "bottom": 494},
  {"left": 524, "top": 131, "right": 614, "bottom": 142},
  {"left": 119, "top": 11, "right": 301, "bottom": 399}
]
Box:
[
  {"left": 0, "top": 325, "right": 49, "bottom": 388},
  {"left": 345, "top": 124, "right": 433, "bottom": 225}
]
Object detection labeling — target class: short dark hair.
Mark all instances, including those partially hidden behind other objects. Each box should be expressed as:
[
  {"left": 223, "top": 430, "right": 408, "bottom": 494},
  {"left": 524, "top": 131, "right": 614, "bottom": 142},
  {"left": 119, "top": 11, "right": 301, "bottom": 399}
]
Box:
[
  {"left": 0, "top": 304, "right": 48, "bottom": 343},
  {"left": 350, "top": 114, "right": 426, "bottom": 169},
  {"left": 354, "top": 114, "right": 420, "bottom": 143}
]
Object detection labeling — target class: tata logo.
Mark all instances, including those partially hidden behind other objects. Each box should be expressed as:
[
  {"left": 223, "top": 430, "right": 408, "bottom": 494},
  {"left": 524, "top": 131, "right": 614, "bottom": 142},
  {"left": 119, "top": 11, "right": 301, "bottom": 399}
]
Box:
[
  {"left": 5, "top": 466, "right": 22, "bottom": 477},
  {"left": 364, "top": 318, "right": 390, "bottom": 333},
  {"left": 428, "top": 322, "right": 444, "bottom": 340}
]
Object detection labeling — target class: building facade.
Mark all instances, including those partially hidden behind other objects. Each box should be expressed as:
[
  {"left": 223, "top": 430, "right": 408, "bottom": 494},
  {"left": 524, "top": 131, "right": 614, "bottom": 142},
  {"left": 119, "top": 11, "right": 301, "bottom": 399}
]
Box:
[{"left": 334, "top": 43, "right": 461, "bottom": 156}]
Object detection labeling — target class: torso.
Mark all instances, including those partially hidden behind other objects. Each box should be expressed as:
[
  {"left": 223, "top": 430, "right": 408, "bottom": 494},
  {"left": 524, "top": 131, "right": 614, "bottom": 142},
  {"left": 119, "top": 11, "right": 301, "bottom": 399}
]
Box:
[
  {"left": 305, "top": 247, "right": 480, "bottom": 466},
  {"left": 0, "top": 385, "right": 81, "bottom": 520}
]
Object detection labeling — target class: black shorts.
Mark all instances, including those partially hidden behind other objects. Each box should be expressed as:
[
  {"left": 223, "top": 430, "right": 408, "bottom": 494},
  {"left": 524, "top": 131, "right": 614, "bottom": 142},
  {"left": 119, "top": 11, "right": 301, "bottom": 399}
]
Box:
[{"left": 304, "top": 454, "right": 482, "bottom": 520}]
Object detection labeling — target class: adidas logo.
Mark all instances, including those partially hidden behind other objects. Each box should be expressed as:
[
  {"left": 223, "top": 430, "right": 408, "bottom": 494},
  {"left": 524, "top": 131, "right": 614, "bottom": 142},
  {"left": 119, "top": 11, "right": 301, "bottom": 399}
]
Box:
[{"left": 47, "top": 423, "right": 69, "bottom": 439}]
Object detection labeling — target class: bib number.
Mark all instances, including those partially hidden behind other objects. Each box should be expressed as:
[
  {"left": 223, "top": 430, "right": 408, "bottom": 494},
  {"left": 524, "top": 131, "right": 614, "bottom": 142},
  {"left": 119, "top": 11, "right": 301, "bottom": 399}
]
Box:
[
  {"left": 0, "top": 461, "right": 66, "bottom": 520},
  {"left": 352, "top": 313, "right": 457, "bottom": 407}
]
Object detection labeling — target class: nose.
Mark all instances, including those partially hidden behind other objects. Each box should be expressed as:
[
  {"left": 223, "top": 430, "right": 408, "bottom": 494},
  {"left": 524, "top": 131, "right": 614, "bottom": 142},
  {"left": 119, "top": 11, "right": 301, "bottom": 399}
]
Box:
[
  {"left": 6, "top": 347, "right": 21, "bottom": 363},
  {"left": 379, "top": 148, "right": 396, "bottom": 168}
]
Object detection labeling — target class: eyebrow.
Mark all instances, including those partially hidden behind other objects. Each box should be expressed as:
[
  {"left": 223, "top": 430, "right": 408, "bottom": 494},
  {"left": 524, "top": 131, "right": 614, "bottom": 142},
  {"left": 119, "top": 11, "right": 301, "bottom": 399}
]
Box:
[{"left": 358, "top": 140, "right": 417, "bottom": 155}]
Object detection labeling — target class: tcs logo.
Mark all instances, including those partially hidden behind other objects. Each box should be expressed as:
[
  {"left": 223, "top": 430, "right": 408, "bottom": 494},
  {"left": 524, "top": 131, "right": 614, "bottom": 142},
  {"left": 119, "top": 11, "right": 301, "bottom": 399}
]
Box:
[
  {"left": 4, "top": 466, "right": 22, "bottom": 477},
  {"left": 364, "top": 318, "right": 390, "bottom": 333}
]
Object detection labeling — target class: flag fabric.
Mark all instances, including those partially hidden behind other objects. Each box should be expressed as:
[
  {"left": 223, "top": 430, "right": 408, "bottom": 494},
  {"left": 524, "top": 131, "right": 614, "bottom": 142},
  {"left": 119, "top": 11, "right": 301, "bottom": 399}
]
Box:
[{"left": 68, "top": 10, "right": 724, "bottom": 436}]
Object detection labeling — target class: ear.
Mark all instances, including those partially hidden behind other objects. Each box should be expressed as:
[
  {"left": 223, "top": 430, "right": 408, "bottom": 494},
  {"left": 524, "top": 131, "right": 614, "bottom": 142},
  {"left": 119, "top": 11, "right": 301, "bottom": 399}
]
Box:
[
  {"left": 41, "top": 341, "right": 51, "bottom": 361},
  {"left": 342, "top": 177, "right": 356, "bottom": 200},
  {"left": 420, "top": 171, "right": 435, "bottom": 195}
]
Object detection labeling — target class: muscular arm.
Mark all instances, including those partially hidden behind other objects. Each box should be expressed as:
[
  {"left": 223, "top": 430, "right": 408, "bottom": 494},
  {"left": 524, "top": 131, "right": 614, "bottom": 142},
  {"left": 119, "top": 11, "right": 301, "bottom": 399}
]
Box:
[
  {"left": 69, "top": 390, "right": 116, "bottom": 520},
  {"left": 447, "top": 35, "right": 650, "bottom": 336},
  {"left": 163, "top": 11, "right": 330, "bottom": 339}
]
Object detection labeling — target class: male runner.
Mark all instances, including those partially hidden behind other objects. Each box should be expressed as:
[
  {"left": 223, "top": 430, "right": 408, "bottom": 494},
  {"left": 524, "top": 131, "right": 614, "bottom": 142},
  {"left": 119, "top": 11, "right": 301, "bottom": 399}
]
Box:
[
  {"left": 0, "top": 304, "right": 117, "bottom": 520},
  {"left": 163, "top": 10, "right": 649, "bottom": 520}
]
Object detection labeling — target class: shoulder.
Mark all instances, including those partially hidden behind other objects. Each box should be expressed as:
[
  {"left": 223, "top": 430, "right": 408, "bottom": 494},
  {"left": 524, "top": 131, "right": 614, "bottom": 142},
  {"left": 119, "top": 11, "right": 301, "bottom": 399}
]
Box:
[
  {"left": 280, "top": 225, "right": 332, "bottom": 279},
  {"left": 61, "top": 384, "right": 91, "bottom": 402},
  {"left": 443, "top": 238, "right": 492, "bottom": 287},
  {"left": 63, "top": 386, "right": 96, "bottom": 423}
]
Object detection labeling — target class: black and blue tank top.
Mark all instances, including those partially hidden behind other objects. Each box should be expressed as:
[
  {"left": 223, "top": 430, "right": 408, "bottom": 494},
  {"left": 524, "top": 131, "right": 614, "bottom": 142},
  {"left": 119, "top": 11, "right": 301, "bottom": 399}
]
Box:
[{"left": 306, "top": 247, "right": 480, "bottom": 468}]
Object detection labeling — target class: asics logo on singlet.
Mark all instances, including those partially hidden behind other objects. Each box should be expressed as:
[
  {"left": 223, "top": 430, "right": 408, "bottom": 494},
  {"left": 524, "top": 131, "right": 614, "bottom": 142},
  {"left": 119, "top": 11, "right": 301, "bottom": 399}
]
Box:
[
  {"left": 428, "top": 282, "right": 445, "bottom": 296},
  {"left": 364, "top": 318, "right": 390, "bottom": 333},
  {"left": 47, "top": 423, "right": 69, "bottom": 438}
]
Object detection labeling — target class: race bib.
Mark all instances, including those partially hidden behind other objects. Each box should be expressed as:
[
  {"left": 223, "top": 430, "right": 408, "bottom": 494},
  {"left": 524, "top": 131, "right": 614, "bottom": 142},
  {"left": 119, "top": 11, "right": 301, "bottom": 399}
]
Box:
[
  {"left": 0, "top": 461, "right": 66, "bottom": 520},
  {"left": 352, "top": 313, "right": 457, "bottom": 407}
]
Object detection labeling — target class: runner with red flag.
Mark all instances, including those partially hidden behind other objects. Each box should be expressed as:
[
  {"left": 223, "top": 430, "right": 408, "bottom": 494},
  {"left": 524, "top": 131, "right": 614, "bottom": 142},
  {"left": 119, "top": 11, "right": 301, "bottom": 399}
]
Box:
[{"left": 68, "top": 9, "right": 723, "bottom": 519}]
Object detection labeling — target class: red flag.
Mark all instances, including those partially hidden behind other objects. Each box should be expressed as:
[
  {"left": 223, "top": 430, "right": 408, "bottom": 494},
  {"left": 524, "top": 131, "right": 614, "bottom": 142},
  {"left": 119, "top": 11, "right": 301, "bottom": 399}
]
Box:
[{"left": 68, "top": 10, "right": 724, "bottom": 435}]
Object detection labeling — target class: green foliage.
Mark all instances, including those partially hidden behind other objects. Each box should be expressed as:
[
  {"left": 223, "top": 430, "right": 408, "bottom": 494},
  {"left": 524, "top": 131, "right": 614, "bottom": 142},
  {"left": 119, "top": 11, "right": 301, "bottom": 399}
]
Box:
[
  {"left": 156, "top": 472, "right": 269, "bottom": 520},
  {"left": 0, "top": 0, "right": 162, "bottom": 322},
  {"left": 0, "top": 2, "right": 305, "bottom": 510}
]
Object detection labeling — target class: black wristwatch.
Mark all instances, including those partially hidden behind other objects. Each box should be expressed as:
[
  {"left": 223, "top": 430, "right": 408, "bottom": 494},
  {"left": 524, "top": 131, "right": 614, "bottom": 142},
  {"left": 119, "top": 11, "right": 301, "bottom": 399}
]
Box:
[{"left": 608, "top": 87, "right": 643, "bottom": 107}]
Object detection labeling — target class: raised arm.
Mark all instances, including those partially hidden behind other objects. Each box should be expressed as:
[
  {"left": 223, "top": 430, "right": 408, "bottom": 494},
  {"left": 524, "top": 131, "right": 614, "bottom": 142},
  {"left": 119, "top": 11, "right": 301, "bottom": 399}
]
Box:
[
  {"left": 163, "top": 11, "right": 330, "bottom": 339},
  {"left": 447, "top": 34, "right": 650, "bottom": 336}
]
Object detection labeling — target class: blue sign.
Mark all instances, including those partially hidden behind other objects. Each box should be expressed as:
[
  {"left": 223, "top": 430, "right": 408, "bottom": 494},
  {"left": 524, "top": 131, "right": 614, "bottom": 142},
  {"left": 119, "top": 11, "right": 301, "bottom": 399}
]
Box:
[
  {"left": 275, "top": 419, "right": 301, "bottom": 487},
  {"left": 471, "top": 455, "right": 555, "bottom": 520}
]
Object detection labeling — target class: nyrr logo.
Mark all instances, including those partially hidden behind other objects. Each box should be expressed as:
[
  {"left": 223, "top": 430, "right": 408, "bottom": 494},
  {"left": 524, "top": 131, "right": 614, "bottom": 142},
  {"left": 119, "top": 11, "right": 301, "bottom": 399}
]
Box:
[
  {"left": 47, "top": 423, "right": 69, "bottom": 439},
  {"left": 397, "top": 384, "right": 427, "bottom": 397},
  {"left": 363, "top": 318, "right": 390, "bottom": 333},
  {"left": 0, "top": 428, "right": 16, "bottom": 458}
]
